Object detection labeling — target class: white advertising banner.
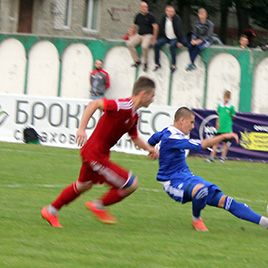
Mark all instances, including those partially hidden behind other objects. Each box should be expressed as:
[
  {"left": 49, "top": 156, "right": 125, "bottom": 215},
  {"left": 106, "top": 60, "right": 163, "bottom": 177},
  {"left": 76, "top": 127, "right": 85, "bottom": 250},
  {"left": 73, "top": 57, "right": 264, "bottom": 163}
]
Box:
[{"left": 0, "top": 94, "right": 176, "bottom": 155}]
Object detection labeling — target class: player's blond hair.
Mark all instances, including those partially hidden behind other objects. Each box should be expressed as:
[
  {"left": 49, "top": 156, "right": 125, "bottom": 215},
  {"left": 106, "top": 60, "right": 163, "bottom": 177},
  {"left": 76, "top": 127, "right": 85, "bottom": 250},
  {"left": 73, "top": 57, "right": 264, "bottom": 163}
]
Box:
[
  {"left": 132, "top": 76, "right": 155, "bottom": 95},
  {"left": 224, "top": 90, "right": 232, "bottom": 99}
]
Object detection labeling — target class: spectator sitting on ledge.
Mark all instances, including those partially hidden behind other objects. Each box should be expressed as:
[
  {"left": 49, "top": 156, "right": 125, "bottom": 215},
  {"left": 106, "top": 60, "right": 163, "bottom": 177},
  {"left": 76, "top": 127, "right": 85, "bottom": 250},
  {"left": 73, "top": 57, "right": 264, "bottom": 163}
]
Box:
[{"left": 239, "top": 34, "right": 249, "bottom": 49}]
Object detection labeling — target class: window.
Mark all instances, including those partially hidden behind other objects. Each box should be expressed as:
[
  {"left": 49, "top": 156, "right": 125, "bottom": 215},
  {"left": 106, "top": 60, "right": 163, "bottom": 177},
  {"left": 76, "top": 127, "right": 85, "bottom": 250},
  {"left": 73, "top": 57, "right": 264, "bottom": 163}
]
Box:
[
  {"left": 53, "top": 0, "right": 72, "bottom": 29},
  {"left": 83, "top": 0, "right": 99, "bottom": 31}
]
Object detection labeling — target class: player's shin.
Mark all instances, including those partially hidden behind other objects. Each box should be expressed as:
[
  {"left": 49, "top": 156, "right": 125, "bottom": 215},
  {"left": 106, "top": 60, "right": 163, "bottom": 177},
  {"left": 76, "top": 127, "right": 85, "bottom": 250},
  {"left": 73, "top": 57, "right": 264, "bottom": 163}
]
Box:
[
  {"left": 51, "top": 182, "right": 81, "bottom": 210},
  {"left": 224, "top": 196, "right": 262, "bottom": 225}
]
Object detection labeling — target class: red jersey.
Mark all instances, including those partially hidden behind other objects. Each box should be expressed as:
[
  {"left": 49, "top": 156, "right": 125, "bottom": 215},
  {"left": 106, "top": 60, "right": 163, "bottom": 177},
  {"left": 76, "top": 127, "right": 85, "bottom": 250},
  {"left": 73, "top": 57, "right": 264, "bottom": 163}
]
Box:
[{"left": 81, "top": 98, "right": 139, "bottom": 160}]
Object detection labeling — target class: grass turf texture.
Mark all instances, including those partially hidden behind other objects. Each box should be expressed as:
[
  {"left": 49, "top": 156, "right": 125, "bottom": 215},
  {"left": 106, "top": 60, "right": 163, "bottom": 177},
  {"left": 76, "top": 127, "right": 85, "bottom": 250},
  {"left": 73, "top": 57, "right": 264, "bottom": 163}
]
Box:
[{"left": 0, "top": 142, "right": 268, "bottom": 268}]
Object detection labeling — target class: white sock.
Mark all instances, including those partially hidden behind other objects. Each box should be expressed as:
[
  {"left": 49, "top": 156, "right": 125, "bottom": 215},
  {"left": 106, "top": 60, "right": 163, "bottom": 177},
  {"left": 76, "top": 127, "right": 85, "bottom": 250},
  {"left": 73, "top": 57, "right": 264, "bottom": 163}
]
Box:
[
  {"left": 93, "top": 200, "right": 104, "bottom": 209},
  {"left": 259, "top": 216, "right": 268, "bottom": 228},
  {"left": 48, "top": 205, "right": 58, "bottom": 215}
]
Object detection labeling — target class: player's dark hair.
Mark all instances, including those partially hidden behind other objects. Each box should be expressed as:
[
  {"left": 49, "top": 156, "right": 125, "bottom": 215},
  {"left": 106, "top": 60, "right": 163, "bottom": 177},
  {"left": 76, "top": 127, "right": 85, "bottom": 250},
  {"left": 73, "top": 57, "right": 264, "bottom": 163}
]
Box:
[
  {"left": 240, "top": 34, "right": 248, "bottom": 39},
  {"left": 132, "top": 76, "right": 155, "bottom": 95},
  {"left": 174, "top": 107, "right": 194, "bottom": 121}
]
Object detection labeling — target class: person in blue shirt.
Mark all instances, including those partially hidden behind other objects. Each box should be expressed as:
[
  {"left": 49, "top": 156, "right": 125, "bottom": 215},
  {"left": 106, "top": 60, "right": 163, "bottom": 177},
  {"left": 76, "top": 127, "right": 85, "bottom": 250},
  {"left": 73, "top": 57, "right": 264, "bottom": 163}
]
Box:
[{"left": 148, "top": 107, "right": 268, "bottom": 231}]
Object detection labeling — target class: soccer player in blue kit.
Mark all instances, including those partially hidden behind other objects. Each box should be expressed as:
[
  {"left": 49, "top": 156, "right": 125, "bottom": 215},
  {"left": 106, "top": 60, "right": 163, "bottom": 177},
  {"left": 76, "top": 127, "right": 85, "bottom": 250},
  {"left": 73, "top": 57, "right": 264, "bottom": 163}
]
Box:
[{"left": 148, "top": 107, "right": 268, "bottom": 231}]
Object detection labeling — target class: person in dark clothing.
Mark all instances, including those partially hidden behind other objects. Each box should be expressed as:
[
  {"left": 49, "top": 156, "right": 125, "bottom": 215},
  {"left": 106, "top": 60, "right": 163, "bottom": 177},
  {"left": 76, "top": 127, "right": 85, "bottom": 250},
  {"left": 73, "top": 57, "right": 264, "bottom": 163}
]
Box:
[
  {"left": 126, "top": 1, "right": 158, "bottom": 72},
  {"left": 242, "top": 26, "right": 256, "bottom": 48},
  {"left": 185, "top": 8, "right": 214, "bottom": 71},
  {"left": 154, "top": 5, "right": 184, "bottom": 73}
]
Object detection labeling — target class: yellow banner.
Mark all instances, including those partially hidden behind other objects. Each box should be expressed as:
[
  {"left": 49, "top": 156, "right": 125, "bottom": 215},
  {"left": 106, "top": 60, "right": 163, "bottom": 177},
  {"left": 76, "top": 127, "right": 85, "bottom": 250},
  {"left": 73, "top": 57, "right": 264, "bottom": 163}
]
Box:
[{"left": 240, "top": 132, "right": 268, "bottom": 152}]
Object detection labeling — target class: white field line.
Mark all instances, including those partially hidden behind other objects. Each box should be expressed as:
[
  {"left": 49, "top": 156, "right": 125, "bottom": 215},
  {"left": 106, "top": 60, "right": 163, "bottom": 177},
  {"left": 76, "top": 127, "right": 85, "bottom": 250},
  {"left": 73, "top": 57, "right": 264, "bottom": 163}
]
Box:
[
  {"left": 0, "top": 183, "right": 267, "bottom": 205},
  {"left": 0, "top": 147, "right": 142, "bottom": 162},
  {"left": 1, "top": 147, "right": 266, "bottom": 205}
]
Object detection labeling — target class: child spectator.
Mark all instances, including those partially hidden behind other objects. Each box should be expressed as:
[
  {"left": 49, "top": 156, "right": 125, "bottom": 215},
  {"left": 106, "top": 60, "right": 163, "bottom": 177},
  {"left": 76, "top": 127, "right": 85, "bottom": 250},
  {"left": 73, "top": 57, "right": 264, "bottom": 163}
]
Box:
[{"left": 207, "top": 90, "right": 236, "bottom": 163}]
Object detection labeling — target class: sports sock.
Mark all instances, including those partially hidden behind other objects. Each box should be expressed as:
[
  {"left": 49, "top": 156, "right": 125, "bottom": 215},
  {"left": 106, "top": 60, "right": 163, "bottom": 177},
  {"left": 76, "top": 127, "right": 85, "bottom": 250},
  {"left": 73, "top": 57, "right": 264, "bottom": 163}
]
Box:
[
  {"left": 52, "top": 183, "right": 81, "bottom": 210},
  {"left": 101, "top": 188, "right": 125, "bottom": 206},
  {"left": 259, "top": 216, "right": 268, "bottom": 228},
  {"left": 224, "top": 197, "right": 261, "bottom": 224},
  {"left": 192, "top": 187, "right": 208, "bottom": 218},
  {"left": 47, "top": 205, "right": 59, "bottom": 215}
]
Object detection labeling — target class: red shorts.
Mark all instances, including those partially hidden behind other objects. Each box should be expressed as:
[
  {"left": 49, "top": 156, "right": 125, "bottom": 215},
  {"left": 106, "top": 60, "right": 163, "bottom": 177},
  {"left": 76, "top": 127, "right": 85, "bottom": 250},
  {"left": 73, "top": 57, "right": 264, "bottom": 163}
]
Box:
[{"left": 78, "top": 157, "right": 131, "bottom": 188}]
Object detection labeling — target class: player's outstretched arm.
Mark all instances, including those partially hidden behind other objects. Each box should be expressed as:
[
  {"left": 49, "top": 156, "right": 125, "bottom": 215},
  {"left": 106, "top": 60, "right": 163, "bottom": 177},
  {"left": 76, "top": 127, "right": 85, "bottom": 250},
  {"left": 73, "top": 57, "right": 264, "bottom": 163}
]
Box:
[
  {"left": 76, "top": 99, "right": 104, "bottom": 146},
  {"left": 201, "top": 132, "right": 239, "bottom": 149},
  {"left": 132, "top": 136, "right": 159, "bottom": 159}
]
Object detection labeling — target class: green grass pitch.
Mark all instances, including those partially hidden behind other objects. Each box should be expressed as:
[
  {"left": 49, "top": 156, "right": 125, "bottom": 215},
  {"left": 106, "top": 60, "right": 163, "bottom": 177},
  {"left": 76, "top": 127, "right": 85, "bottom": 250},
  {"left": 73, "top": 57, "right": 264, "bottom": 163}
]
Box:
[{"left": 0, "top": 142, "right": 268, "bottom": 268}]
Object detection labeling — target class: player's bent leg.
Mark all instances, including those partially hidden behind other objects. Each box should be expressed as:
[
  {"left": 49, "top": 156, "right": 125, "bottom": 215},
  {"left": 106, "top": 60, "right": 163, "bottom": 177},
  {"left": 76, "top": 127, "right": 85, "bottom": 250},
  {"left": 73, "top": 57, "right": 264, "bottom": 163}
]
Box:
[
  {"left": 41, "top": 181, "right": 82, "bottom": 228},
  {"left": 41, "top": 163, "right": 93, "bottom": 227},
  {"left": 85, "top": 154, "right": 139, "bottom": 222},
  {"left": 101, "top": 175, "right": 138, "bottom": 206},
  {"left": 121, "top": 175, "right": 138, "bottom": 195},
  {"left": 191, "top": 184, "right": 209, "bottom": 232},
  {"left": 191, "top": 184, "right": 209, "bottom": 218},
  {"left": 85, "top": 176, "right": 138, "bottom": 224}
]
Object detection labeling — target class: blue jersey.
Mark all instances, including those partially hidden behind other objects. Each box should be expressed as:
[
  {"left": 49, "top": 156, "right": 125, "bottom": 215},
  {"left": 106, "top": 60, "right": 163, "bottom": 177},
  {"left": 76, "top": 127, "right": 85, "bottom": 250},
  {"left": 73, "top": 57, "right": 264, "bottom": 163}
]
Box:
[{"left": 148, "top": 126, "right": 202, "bottom": 181}]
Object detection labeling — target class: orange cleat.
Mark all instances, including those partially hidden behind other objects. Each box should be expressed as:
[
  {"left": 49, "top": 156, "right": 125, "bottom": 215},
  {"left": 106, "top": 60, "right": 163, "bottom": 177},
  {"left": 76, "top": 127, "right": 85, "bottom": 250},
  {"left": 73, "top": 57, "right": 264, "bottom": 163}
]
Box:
[
  {"left": 85, "top": 201, "right": 117, "bottom": 224},
  {"left": 192, "top": 218, "right": 208, "bottom": 232},
  {"left": 41, "top": 207, "right": 62, "bottom": 228}
]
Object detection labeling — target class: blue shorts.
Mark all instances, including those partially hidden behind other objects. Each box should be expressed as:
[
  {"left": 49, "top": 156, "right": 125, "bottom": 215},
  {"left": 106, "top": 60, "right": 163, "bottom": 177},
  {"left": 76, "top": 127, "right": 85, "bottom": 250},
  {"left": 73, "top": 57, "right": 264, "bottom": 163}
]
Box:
[{"left": 159, "top": 175, "right": 222, "bottom": 204}]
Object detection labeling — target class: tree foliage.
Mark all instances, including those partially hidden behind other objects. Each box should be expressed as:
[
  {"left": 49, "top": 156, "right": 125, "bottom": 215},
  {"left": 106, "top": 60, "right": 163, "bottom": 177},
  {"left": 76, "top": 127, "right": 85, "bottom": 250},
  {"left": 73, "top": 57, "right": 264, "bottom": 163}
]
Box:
[{"left": 250, "top": 0, "right": 268, "bottom": 29}]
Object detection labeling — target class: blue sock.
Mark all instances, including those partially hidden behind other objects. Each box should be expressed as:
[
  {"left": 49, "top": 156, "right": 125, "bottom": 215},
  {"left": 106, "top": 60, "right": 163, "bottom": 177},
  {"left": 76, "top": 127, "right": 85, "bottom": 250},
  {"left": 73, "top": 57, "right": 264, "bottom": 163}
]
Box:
[
  {"left": 224, "top": 197, "right": 261, "bottom": 224},
  {"left": 192, "top": 187, "right": 208, "bottom": 218}
]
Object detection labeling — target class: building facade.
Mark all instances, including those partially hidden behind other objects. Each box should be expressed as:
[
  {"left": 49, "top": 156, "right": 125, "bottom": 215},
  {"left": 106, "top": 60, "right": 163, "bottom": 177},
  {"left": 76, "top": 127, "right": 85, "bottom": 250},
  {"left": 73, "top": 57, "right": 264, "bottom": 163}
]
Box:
[{"left": 0, "top": 0, "right": 139, "bottom": 39}]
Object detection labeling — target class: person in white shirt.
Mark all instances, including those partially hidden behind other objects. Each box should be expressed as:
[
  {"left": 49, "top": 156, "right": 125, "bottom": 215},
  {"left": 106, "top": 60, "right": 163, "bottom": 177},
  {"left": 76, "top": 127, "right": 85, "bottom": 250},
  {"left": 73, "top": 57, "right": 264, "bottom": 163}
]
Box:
[{"left": 154, "top": 5, "right": 184, "bottom": 73}]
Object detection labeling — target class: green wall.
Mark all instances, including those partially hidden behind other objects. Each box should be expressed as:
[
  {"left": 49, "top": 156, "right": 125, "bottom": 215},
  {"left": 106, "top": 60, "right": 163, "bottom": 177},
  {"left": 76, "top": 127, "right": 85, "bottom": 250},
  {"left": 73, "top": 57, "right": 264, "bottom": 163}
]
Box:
[{"left": 0, "top": 33, "right": 267, "bottom": 112}]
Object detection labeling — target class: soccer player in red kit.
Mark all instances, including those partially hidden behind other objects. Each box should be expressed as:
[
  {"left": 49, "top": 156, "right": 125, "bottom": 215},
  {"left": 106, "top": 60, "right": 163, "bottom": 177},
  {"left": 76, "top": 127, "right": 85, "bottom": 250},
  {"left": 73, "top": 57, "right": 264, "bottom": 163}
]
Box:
[{"left": 41, "top": 76, "right": 158, "bottom": 227}]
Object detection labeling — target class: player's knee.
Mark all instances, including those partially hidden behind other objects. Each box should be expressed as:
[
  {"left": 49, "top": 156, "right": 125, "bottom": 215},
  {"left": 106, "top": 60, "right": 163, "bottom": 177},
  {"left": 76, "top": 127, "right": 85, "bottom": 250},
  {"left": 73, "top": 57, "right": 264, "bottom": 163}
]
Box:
[
  {"left": 222, "top": 196, "right": 235, "bottom": 211},
  {"left": 192, "top": 185, "right": 208, "bottom": 202},
  {"left": 192, "top": 185, "right": 208, "bottom": 211},
  {"left": 122, "top": 175, "right": 138, "bottom": 193},
  {"left": 218, "top": 195, "right": 227, "bottom": 208},
  {"left": 207, "top": 191, "right": 225, "bottom": 208},
  {"left": 75, "top": 181, "right": 92, "bottom": 193},
  {"left": 141, "top": 44, "right": 149, "bottom": 50},
  {"left": 191, "top": 184, "right": 205, "bottom": 198}
]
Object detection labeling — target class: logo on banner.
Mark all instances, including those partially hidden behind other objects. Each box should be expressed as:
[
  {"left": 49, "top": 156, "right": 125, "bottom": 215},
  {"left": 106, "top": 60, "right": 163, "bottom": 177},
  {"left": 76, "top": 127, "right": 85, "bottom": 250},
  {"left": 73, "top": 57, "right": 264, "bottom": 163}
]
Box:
[
  {"left": 198, "top": 114, "right": 231, "bottom": 152},
  {"left": 240, "top": 131, "right": 268, "bottom": 152},
  {"left": 199, "top": 114, "right": 218, "bottom": 140},
  {"left": 0, "top": 105, "right": 9, "bottom": 126}
]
